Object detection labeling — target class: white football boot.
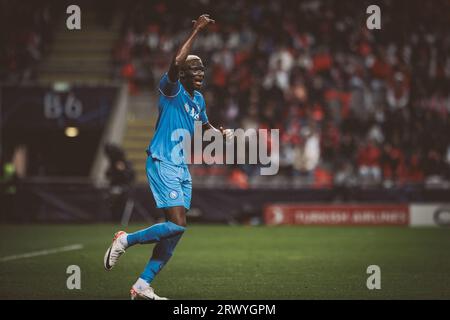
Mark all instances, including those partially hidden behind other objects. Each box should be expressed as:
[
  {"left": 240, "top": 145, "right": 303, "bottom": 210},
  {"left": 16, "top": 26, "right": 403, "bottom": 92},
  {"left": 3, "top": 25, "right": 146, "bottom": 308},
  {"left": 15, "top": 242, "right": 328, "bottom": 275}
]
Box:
[
  {"left": 103, "top": 231, "right": 127, "bottom": 271},
  {"left": 130, "top": 285, "right": 168, "bottom": 300}
]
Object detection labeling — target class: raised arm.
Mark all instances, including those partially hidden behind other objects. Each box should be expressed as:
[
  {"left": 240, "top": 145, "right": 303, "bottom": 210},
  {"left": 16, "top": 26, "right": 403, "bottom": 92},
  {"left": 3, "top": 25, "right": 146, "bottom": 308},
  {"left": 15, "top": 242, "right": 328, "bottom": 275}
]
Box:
[{"left": 167, "top": 14, "right": 215, "bottom": 82}]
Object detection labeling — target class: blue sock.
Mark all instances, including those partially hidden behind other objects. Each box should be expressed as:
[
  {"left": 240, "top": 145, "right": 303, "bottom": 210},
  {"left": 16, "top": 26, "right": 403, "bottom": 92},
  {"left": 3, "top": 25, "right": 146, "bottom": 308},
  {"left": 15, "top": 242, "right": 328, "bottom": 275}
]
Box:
[
  {"left": 126, "top": 221, "right": 185, "bottom": 246},
  {"left": 139, "top": 232, "right": 183, "bottom": 284}
]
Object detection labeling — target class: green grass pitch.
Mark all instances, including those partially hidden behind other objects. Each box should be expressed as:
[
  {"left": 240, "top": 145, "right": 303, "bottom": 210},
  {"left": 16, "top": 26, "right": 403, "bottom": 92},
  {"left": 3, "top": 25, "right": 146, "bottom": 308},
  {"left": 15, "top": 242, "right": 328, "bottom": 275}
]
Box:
[{"left": 0, "top": 224, "right": 449, "bottom": 299}]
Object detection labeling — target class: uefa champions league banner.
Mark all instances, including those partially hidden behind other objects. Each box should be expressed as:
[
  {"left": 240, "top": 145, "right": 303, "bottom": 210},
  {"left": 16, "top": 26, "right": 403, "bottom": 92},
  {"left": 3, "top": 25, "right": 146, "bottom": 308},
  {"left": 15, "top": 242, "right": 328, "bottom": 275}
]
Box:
[
  {"left": 1, "top": 84, "right": 120, "bottom": 177},
  {"left": 1, "top": 85, "right": 118, "bottom": 130}
]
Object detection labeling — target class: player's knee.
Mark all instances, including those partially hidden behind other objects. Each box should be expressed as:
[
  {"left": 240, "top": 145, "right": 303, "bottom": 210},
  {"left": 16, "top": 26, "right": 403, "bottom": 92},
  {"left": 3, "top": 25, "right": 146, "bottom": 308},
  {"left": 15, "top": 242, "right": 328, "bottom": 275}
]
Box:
[
  {"left": 167, "top": 220, "right": 186, "bottom": 233},
  {"left": 167, "top": 214, "right": 187, "bottom": 228},
  {"left": 164, "top": 207, "right": 187, "bottom": 228}
]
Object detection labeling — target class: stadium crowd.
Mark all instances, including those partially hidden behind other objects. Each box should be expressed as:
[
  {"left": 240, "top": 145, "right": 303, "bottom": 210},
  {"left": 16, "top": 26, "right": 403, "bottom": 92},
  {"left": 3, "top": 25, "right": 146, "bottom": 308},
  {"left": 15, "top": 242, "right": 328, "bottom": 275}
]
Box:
[
  {"left": 0, "top": 1, "right": 56, "bottom": 82},
  {"left": 113, "top": 0, "right": 450, "bottom": 186},
  {"left": 2, "top": 0, "right": 449, "bottom": 188}
]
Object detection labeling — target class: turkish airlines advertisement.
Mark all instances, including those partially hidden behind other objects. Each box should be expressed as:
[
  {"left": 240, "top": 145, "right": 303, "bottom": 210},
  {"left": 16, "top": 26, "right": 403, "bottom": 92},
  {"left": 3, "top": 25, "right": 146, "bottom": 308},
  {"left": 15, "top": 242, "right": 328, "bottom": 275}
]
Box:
[
  {"left": 264, "top": 203, "right": 450, "bottom": 226},
  {"left": 264, "top": 204, "right": 409, "bottom": 226}
]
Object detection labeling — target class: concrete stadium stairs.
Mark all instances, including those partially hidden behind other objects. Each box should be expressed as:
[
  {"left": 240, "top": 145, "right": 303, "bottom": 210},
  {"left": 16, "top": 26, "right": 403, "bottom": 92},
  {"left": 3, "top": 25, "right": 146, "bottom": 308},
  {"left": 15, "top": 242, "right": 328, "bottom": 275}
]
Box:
[
  {"left": 38, "top": 11, "right": 121, "bottom": 84},
  {"left": 123, "top": 90, "right": 159, "bottom": 183}
]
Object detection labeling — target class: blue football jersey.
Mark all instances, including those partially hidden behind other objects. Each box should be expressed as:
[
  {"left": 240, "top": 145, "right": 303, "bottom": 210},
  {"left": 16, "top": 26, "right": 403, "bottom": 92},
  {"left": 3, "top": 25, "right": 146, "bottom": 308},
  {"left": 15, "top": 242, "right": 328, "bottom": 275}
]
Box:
[{"left": 148, "top": 73, "right": 209, "bottom": 166}]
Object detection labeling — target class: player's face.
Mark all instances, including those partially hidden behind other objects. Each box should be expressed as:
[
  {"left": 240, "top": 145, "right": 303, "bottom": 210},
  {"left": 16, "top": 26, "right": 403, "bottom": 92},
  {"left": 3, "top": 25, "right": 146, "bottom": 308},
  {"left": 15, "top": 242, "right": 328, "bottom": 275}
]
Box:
[{"left": 185, "top": 59, "right": 205, "bottom": 90}]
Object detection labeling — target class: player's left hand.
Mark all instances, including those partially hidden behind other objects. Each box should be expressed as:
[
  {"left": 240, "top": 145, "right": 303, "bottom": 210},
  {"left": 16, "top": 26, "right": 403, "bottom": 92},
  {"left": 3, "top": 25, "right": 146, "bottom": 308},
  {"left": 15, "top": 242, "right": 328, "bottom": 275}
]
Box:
[{"left": 220, "top": 126, "right": 234, "bottom": 141}]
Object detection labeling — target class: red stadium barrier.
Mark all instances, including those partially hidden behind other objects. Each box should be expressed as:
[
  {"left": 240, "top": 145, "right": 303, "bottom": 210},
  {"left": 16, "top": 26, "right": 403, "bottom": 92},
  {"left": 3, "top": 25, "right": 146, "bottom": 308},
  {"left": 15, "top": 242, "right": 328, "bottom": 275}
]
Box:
[{"left": 264, "top": 204, "right": 409, "bottom": 226}]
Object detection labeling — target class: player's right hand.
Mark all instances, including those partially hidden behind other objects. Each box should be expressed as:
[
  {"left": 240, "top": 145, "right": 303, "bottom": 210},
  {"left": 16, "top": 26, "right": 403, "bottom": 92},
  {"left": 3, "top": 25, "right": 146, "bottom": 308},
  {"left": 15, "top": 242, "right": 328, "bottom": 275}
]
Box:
[
  {"left": 219, "top": 126, "right": 234, "bottom": 141},
  {"left": 192, "top": 14, "right": 215, "bottom": 31}
]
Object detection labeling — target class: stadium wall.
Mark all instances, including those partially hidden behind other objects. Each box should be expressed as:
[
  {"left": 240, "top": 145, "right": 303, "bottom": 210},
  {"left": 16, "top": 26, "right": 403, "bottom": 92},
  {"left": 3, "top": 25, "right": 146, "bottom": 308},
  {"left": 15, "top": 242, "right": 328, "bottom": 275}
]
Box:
[{"left": 1, "top": 183, "right": 449, "bottom": 226}]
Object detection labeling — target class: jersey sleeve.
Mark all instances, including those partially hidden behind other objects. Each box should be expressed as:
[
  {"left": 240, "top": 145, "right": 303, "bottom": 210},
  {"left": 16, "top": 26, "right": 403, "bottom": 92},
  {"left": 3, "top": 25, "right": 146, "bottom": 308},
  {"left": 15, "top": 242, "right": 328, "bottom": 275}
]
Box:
[
  {"left": 159, "top": 73, "right": 181, "bottom": 98},
  {"left": 200, "top": 96, "right": 209, "bottom": 124}
]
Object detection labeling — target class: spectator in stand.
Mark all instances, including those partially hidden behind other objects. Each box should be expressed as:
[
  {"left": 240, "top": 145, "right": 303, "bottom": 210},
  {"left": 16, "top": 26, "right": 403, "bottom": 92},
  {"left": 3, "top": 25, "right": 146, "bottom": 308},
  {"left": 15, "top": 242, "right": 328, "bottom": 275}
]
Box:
[
  {"left": 357, "top": 140, "right": 382, "bottom": 183},
  {"left": 1, "top": 1, "right": 54, "bottom": 82},
  {"left": 293, "top": 126, "right": 321, "bottom": 182}
]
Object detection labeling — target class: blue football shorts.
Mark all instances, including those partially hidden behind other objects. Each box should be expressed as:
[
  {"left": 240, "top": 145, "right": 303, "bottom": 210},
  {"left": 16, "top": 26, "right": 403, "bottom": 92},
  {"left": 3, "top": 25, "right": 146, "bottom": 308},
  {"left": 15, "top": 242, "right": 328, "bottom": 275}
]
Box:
[{"left": 146, "top": 156, "right": 192, "bottom": 210}]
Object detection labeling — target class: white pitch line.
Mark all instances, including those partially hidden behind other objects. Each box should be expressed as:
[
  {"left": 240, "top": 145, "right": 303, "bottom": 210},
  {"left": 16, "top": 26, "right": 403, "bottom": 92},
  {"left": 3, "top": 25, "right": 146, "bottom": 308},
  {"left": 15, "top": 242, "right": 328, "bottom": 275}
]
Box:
[{"left": 0, "top": 244, "right": 84, "bottom": 262}]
